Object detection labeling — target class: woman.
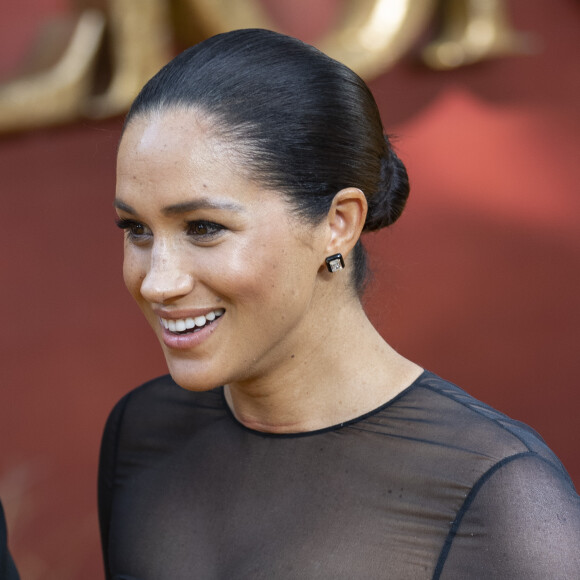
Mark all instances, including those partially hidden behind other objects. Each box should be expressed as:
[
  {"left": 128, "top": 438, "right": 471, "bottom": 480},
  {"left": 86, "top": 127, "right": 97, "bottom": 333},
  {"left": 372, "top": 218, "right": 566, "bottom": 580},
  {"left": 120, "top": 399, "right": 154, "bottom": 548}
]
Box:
[{"left": 100, "top": 28, "right": 580, "bottom": 579}]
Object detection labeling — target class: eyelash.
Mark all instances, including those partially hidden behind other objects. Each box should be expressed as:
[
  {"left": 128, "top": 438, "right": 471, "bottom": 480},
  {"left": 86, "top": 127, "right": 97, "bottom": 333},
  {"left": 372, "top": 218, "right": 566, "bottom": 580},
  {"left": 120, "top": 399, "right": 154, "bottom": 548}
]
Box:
[
  {"left": 115, "top": 218, "right": 225, "bottom": 243},
  {"left": 186, "top": 221, "right": 225, "bottom": 238},
  {"left": 115, "top": 218, "right": 150, "bottom": 241}
]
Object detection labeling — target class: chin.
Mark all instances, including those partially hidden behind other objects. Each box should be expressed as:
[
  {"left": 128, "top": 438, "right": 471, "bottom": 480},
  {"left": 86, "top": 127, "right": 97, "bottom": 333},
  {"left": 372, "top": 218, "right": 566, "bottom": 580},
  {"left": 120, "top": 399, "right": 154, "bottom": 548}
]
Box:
[{"left": 165, "top": 359, "right": 224, "bottom": 392}]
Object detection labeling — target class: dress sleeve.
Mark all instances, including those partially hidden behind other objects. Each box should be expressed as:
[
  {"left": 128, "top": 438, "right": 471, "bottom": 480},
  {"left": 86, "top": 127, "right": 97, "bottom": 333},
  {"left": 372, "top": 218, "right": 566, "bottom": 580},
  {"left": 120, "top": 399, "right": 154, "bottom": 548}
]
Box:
[
  {"left": 98, "top": 393, "right": 131, "bottom": 580},
  {"left": 437, "top": 452, "right": 580, "bottom": 579}
]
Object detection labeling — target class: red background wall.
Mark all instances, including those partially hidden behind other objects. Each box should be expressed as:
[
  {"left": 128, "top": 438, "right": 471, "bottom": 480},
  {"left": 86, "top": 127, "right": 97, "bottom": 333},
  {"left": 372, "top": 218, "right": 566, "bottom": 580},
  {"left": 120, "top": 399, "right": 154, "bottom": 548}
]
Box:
[{"left": 1, "top": 1, "right": 579, "bottom": 578}]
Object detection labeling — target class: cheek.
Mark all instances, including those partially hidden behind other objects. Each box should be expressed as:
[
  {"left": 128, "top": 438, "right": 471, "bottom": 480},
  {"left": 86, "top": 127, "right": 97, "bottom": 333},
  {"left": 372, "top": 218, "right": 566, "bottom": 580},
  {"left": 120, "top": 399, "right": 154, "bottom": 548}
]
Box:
[
  {"left": 217, "top": 241, "right": 316, "bottom": 308},
  {"left": 122, "top": 247, "right": 146, "bottom": 298}
]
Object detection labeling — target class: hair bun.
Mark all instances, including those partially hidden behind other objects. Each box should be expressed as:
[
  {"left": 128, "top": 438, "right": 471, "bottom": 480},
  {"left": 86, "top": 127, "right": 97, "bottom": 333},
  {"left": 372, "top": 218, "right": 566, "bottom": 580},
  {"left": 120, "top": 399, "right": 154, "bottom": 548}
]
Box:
[{"left": 364, "top": 138, "right": 410, "bottom": 232}]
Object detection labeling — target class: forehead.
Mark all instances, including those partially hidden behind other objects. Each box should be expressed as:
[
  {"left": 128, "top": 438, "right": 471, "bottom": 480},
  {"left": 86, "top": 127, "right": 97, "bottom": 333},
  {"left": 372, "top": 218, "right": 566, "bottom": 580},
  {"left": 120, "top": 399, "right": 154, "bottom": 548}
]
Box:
[
  {"left": 119, "top": 108, "right": 237, "bottom": 168},
  {"left": 115, "top": 109, "right": 284, "bottom": 216},
  {"left": 118, "top": 109, "right": 250, "bottom": 193}
]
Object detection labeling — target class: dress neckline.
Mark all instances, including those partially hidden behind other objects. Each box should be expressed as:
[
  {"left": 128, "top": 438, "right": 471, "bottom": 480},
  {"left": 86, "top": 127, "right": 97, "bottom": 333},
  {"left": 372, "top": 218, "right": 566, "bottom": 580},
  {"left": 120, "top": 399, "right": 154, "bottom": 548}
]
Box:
[{"left": 220, "top": 369, "right": 429, "bottom": 439}]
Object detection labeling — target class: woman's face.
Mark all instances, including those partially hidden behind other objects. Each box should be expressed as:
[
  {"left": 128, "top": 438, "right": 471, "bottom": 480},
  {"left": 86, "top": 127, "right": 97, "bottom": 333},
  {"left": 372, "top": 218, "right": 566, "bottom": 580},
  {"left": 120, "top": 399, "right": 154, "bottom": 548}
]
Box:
[{"left": 115, "top": 109, "right": 331, "bottom": 391}]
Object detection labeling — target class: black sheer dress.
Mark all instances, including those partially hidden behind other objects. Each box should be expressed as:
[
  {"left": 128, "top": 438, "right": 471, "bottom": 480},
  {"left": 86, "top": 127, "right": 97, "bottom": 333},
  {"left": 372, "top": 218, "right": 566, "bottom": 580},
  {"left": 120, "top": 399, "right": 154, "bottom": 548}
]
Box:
[{"left": 99, "top": 371, "right": 580, "bottom": 579}]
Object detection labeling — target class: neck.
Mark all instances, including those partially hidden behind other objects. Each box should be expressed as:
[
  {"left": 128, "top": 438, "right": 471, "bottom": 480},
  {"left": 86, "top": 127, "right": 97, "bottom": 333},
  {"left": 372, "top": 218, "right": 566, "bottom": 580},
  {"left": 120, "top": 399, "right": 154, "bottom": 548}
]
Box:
[{"left": 224, "top": 302, "right": 422, "bottom": 433}]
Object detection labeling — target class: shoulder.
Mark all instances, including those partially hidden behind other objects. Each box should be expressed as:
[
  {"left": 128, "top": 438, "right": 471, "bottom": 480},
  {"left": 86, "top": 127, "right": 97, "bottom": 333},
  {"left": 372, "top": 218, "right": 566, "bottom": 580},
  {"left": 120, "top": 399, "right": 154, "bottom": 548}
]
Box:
[
  {"left": 407, "top": 373, "right": 580, "bottom": 578},
  {"left": 405, "top": 371, "right": 567, "bottom": 471},
  {"left": 100, "top": 375, "right": 226, "bottom": 463},
  {"left": 437, "top": 445, "right": 580, "bottom": 578}
]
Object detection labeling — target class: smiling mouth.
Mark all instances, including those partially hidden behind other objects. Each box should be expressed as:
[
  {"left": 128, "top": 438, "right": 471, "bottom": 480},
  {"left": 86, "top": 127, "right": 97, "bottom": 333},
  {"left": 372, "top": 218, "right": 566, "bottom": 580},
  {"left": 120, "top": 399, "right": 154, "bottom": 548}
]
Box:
[{"left": 160, "top": 308, "right": 225, "bottom": 335}]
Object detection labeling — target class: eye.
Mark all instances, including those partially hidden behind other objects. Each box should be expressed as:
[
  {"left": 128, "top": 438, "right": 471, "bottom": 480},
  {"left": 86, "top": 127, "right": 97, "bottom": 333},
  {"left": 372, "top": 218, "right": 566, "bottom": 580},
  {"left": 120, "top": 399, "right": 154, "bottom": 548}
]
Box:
[
  {"left": 186, "top": 220, "right": 225, "bottom": 240},
  {"left": 116, "top": 218, "right": 152, "bottom": 242}
]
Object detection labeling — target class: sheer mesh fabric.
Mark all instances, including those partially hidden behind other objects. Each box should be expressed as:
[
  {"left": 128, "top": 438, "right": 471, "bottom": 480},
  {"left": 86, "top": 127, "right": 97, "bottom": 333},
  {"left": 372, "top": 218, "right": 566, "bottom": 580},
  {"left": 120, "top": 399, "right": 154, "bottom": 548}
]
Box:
[{"left": 99, "top": 371, "right": 580, "bottom": 579}]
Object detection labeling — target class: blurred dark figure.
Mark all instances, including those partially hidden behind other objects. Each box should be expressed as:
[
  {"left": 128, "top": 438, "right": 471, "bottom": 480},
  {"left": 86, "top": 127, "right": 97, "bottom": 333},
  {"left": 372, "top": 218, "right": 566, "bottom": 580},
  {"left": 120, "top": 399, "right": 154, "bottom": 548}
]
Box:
[{"left": 0, "top": 501, "right": 18, "bottom": 580}]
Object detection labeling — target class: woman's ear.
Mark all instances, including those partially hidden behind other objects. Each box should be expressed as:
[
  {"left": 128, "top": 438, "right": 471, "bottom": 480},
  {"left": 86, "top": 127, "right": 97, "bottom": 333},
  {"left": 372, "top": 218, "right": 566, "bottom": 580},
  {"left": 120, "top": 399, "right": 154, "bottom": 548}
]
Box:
[{"left": 325, "top": 187, "right": 367, "bottom": 257}]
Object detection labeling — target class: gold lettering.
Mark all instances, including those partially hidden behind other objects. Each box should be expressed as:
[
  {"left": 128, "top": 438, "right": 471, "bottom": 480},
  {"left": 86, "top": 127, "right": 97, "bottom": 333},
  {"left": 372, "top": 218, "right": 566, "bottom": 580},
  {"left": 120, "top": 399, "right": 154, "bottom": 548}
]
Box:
[
  {"left": 0, "top": 0, "right": 532, "bottom": 133},
  {"left": 422, "top": 0, "right": 534, "bottom": 70}
]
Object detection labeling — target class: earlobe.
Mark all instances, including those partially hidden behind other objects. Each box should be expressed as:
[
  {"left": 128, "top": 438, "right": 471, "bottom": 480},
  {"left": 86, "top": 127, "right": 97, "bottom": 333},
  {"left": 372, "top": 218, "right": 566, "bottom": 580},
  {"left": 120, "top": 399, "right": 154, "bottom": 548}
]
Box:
[{"left": 325, "top": 187, "right": 367, "bottom": 259}]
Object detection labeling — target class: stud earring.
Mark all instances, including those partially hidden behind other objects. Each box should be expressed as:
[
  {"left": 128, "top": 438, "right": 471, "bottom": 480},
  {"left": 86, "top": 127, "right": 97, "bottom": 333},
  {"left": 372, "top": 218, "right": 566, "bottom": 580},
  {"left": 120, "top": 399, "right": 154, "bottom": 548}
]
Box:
[{"left": 325, "top": 253, "right": 345, "bottom": 273}]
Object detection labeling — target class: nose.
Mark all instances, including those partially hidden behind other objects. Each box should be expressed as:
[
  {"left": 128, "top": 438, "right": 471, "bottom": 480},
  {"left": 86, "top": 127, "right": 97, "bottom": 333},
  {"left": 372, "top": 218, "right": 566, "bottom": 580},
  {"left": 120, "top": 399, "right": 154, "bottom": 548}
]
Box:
[{"left": 140, "top": 240, "right": 194, "bottom": 304}]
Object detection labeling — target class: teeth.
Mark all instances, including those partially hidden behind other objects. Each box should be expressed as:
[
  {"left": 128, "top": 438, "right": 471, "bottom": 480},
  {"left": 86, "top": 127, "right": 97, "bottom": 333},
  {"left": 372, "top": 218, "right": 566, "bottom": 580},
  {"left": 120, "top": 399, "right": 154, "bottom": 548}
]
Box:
[{"left": 160, "top": 308, "right": 224, "bottom": 333}]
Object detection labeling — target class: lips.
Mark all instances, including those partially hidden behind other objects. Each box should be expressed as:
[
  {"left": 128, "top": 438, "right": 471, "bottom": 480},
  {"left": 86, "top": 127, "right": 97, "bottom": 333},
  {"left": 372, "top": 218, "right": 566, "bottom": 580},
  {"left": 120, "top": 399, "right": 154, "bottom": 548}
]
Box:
[{"left": 160, "top": 308, "right": 225, "bottom": 334}]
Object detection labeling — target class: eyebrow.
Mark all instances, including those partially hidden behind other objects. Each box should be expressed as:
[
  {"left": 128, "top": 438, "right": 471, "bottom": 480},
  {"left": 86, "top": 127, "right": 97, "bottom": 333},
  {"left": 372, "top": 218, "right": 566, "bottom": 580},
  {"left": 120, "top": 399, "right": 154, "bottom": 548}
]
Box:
[{"left": 113, "top": 197, "right": 246, "bottom": 216}]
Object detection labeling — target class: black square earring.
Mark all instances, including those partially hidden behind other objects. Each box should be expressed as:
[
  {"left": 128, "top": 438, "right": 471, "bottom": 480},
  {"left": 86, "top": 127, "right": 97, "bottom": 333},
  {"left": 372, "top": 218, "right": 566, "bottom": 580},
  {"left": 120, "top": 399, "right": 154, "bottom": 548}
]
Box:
[{"left": 325, "top": 253, "right": 345, "bottom": 273}]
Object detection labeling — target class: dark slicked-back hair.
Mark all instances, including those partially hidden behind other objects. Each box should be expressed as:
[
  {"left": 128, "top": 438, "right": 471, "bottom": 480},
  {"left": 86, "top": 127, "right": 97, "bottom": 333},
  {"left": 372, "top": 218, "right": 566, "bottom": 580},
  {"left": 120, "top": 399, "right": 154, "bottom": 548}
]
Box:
[{"left": 124, "top": 28, "right": 410, "bottom": 295}]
